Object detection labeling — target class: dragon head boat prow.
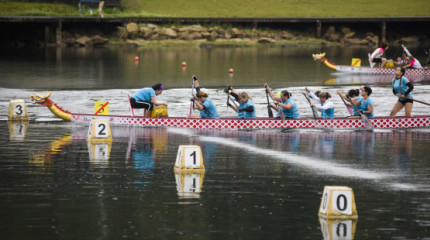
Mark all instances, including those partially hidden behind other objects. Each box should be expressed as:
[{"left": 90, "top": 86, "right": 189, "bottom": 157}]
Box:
[
  {"left": 30, "top": 92, "right": 52, "bottom": 106},
  {"left": 312, "top": 52, "right": 326, "bottom": 62},
  {"left": 312, "top": 52, "right": 337, "bottom": 70},
  {"left": 29, "top": 92, "right": 72, "bottom": 121}
]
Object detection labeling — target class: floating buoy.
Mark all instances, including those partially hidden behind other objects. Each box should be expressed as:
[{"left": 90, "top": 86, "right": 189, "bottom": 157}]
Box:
[
  {"left": 319, "top": 217, "right": 357, "bottom": 239},
  {"left": 8, "top": 99, "right": 28, "bottom": 121},
  {"left": 134, "top": 56, "right": 139, "bottom": 62},
  {"left": 318, "top": 186, "right": 358, "bottom": 219},
  {"left": 175, "top": 172, "right": 205, "bottom": 198},
  {"left": 182, "top": 62, "right": 187, "bottom": 67},
  {"left": 174, "top": 145, "right": 205, "bottom": 173},
  {"left": 87, "top": 119, "right": 113, "bottom": 143},
  {"left": 228, "top": 68, "right": 234, "bottom": 73}
]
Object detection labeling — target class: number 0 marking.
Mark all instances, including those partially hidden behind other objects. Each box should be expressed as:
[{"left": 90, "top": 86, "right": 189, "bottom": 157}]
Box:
[{"left": 336, "top": 194, "right": 347, "bottom": 211}]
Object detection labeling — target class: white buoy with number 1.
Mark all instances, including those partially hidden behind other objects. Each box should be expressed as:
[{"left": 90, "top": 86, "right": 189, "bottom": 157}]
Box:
[
  {"left": 8, "top": 99, "right": 28, "bottom": 121},
  {"left": 87, "top": 119, "right": 113, "bottom": 143},
  {"left": 174, "top": 145, "right": 205, "bottom": 173},
  {"left": 318, "top": 186, "right": 358, "bottom": 219}
]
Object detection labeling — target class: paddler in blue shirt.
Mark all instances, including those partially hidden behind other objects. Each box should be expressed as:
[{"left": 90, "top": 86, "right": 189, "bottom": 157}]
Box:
[
  {"left": 227, "top": 91, "right": 257, "bottom": 119},
  {"left": 305, "top": 88, "right": 335, "bottom": 118},
  {"left": 350, "top": 86, "right": 374, "bottom": 118},
  {"left": 264, "top": 83, "right": 300, "bottom": 119},
  {"left": 390, "top": 67, "right": 414, "bottom": 117},
  {"left": 188, "top": 80, "right": 219, "bottom": 119},
  {"left": 130, "top": 83, "right": 168, "bottom": 117}
]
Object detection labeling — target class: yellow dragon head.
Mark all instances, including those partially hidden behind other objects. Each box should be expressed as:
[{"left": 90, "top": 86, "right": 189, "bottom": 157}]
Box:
[
  {"left": 312, "top": 52, "right": 326, "bottom": 62},
  {"left": 30, "top": 92, "right": 52, "bottom": 106}
]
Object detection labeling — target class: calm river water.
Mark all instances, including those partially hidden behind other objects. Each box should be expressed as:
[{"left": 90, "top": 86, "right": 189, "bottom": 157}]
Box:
[{"left": 1, "top": 45, "right": 430, "bottom": 239}]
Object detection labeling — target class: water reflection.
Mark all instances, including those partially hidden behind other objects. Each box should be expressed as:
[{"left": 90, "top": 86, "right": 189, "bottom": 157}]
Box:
[
  {"left": 7, "top": 121, "right": 28, "bottom": 141},
  {"left": 30, "top": 133, "right": 71, "bottom": 167},
  {"left": 87, "top": 142, "right": 112, "bottom": 165},
  {"left": 319, "top": 217, "right": 357, "bottom": 240},
  {"left": 175, "top": 172, "right": 205, "bottom": 199}
]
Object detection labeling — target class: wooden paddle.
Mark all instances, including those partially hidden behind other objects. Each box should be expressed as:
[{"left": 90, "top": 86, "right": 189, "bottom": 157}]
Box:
[
  {"left": 404, "top": 97, "right": 430, "bottom": 106},
  {"left": 302, "top": 91, "right": 319, "bottom": 119},
  {"left": 266, "top": 87, "right": 286, "bottom": 121},
  {"left": 346, "top": 96, "right": 373, "bottom": 129},
  {"left": 265, "top": 88, "right": 274, "bottom": 118},
  {"left": 226, "top": 91, "right": 238, "bottom": 109}
]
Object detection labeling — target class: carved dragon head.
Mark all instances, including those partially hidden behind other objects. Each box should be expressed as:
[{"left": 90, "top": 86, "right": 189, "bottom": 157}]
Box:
[
  {"left": 30, "top": 92, "right": 53, "bottom": 106},
  {"left": 312, "top": 52, "right": 326, "bottom": 62}
]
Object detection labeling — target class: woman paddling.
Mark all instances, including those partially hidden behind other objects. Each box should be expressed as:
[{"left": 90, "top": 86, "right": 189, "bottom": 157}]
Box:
[
  {"left": 130, "top": 83, "right": 168, "bottom": 117},
  {"left": 264, "top": 83, "right": 300, "bottom": 119},
  {"left": 350, "top": 86, "right": 374, "bottom": 119},
  {"left": 304, "top": 88, "right": 334, "bottom": 118},
  {"left": 188, "top": 80, "right": 219, "bottom": 119},
  {"left": 227, "top": 91, "right": 257, "bottom": 119},
  {"left": 337, "top": 89, "right": 362, "bottom": 117},
  {"left": 390, "top": 67, "right": 414, "bottom": 118}
]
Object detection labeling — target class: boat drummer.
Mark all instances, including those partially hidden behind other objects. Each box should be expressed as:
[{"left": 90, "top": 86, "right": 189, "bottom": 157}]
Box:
[{"left": 130, "top": 83, "right": 168, "bottom": 117}]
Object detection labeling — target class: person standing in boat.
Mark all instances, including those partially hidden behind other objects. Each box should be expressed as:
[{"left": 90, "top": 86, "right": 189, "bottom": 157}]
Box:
[
  {"left": 337, "top": 89, "right": 363, "bottom": 117},
  {"left": 304, "top": 88, "right": 335, "bottom": 118},
  {"left": 264, "top": 83, "right": 300, "bottom": 119},
  {"left": 390, "top": 67, "right": 414, "bottom": 118},
  {"left": 130, "top": 83, "right": 168, "bottom": 117},
  {"left": 350, "top": 86, "right": 374, "bottom": 118},
  {"left": 188, "top": 81, "right": 219, "bottom": 119},
  {"left": 370, "top": 41, "right": 389, "bottom": 68},
  {"left": 227, "top": 91, "right": 257, "bottom": 119}
]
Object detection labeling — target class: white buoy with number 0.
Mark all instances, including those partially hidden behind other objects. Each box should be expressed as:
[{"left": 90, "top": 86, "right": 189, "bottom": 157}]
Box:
[{"left": 319, "top": 186, "right": 358, "bottom": 219}]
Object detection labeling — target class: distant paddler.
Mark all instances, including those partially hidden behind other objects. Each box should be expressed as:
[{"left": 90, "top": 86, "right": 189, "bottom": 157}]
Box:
[
  {"left": 304, "top": 88, "right": 334, "bottom": 118},
  {"left": 130, "top": 83, "right": 168, "bottom": 117},
  {"left": 337, "top": 89, "right": 361, "bottom": 117},
  {"left": 188, "top": 80, "right": 219, "bottom": 119},
  {"left": 390, "top": 67, "right": 414, "bottom": 117},
  {"left": 264, "top": 83, "right": 300, "bottom": 119},
  {"left": 225, "top": 86, "right": 256, "bottom": 119}
]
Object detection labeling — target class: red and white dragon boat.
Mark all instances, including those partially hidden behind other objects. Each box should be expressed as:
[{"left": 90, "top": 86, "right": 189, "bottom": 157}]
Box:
[
  {"left": 30, "top": 92, "right": 430, "bottom": 130},
  {"left": 313, "top": 53, "right": 430, "bottom": 76}
]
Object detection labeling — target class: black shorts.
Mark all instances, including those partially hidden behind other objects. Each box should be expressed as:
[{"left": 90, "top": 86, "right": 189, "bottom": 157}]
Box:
[
  {"left": 130, "top": 97, "right": 153, "bottom": 110},
  {"left": 398, "top": 98, "right": 414, "bottom": 105},
  {"left": 372, "top": 58, "right": 382, "bottom": 63}
]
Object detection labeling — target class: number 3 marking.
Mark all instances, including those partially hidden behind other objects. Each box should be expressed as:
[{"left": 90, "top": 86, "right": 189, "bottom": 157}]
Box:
[{"left": 15, "top": 105, "right": 23, "bottom": 115}]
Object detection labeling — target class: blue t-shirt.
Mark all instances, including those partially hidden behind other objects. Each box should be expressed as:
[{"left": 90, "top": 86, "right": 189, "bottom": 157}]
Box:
[
  {"left": 132, "top": 88, "right": 156, "bottom": 102},
  {"left": 280, "top": 98, "right": 300, "bottom": 119},
  {"left": 200, "top": 97, "right": 219, "bottom": 119},
  {"left": 359, "top": 98, "right": 374, "bottom": 118},
  {"left": 238, "top": 100, "right": 256, "bottom": 119},
  {"left": 352, "top": 96, "right": 363, "bottom": 116},
  {"left": 392, "top": 76, "right": 413, "bottom": 100},
  {"left": 319, "top": 99, "right": 334, "bottom": 119}
]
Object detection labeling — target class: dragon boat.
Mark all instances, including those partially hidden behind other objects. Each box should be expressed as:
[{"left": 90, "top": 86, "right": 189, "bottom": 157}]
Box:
[
  {"left": 313, "top": 53, "right": 430, "bottom": 76},
  {"left": 30, "top": 92, "right": 430, "bottom": 130}
]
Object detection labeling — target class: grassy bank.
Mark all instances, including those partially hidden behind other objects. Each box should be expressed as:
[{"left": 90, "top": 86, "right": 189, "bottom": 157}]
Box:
[{"left": 0, "top": 0, "right": 429, "bottom": 17}]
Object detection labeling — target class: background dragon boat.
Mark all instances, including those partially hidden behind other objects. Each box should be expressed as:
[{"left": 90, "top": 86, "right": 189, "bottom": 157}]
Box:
[
  {"left": 313, "top": 53, "right": 430, "bottom": 76},
  {"left": 30, "top": 92, "right": 430, "bottom": 130}
]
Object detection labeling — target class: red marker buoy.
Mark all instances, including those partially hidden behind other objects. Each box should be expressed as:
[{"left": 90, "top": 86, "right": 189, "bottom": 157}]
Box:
[
  {"left": 134, "top": 56, "right": 139, "bottom": 62},
  {"left": 182, "top": 62, "right": 187, "bottom": 67},
  {"left": 228, "top": 68, "right": 234, "bottom": 74}
]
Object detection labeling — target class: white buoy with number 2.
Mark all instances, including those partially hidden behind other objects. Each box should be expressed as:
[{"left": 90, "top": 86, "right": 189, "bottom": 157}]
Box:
[
  {"left": 319, "top": 186, "right": 358, "bottom": 219},
  {"left": 174, "top": 145, "right": 205, "bottom": 173},
  {"left": 87, "top": 119, "right": 112, "bottom": 143}
]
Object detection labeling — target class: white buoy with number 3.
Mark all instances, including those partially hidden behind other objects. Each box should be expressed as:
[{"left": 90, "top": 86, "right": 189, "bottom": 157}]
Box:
[
  {"left": 319, "top": 186, "right": 358, "bottom": 219},
  {"left": 8, "top": 99, "right": 28, "bottom": 121},
  {"left": 174, "top": 145, "right": 205, "bottom": 173},
  {"left": 87, "top": 119, "right": 113, "bottom": 143}
]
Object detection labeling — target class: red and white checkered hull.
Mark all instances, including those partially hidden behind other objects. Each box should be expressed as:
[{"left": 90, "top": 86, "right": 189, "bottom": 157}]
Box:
[
  {"left": 336, "top": 65, "right": 430, "bottom": 76},
  {"left": 70, "top": 114, "right": 430, "bottom": 129}
]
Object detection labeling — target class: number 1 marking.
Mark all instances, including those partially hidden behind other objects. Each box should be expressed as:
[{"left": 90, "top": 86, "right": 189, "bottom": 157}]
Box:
[{"left": 190, "top": 151, "right": 196, "bottom": 165}]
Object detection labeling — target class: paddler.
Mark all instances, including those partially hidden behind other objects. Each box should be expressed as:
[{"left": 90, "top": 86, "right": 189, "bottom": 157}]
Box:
[
  {"left": 188, "top": 80, "right": 219, "bottom": 119},
  {"left": 390, "top": 67, "right": 414, "bottom": 117},
  {"left": 304, "top": 88, "right": 335, "bottom": 118},
  {"left": 226, "top": 88, "right": 257, "bottom": 119},
  {"left": 264, "top": 83, "right": 300, "bottom": 119},
  {"left": 350, "top": 86, "right": 374, "bottom": 119},
  {"left": 130, "top": 83, "right": 168, "bottom": 117}
]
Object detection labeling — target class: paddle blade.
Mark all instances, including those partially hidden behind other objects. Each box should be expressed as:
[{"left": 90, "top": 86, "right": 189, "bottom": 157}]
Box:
[
  {"left": 346, "top": 106, "right": 354, "bottom": 115},
  {"left": 267, "top": 105, "right": 274, "bottom": 118},
  {"left": 278, "top": 109, "right": 286, "bottom": 122}
]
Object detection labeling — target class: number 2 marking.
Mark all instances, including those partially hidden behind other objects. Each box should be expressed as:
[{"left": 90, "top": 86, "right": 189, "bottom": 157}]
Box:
[{"left": 98, "top": 123, "right": 106, "bottom": 135}]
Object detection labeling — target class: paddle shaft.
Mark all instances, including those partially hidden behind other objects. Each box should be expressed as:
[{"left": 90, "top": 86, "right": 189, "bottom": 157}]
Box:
[
  {"left": 405, "top": 97, "right": 430, "bottom": 106},
  {"left": 265, "top": 89, "right": 274, "bottom": 118},
  {"left": 226, "top": 92, "right": 239, "bottom": 108},
  {"left": 302, "top": 92, "right": 318, "bottom": 119},
  {"left": 338, "top": 95, "right": 354, "bottom": 115},
  {"left": 266, "top": 89, "right": 286, "bottom": 121},
  {"left": 346, "top": 96, "right": 373, "bottom": 128},
  {"left": 189, "top": 76, "right": 197, "bottom": 115}
]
